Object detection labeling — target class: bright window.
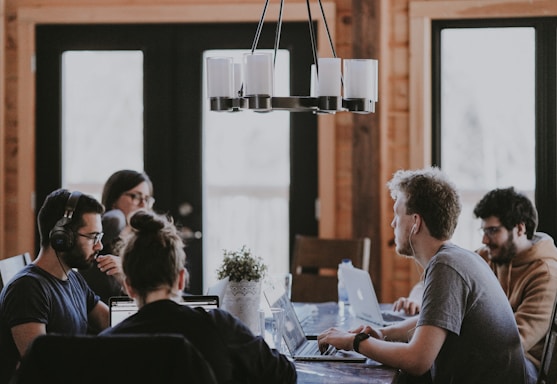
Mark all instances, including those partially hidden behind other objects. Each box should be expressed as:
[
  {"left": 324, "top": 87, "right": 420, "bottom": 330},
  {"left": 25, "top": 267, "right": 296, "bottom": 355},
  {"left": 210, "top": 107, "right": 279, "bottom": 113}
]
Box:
[
  {"left": 202, "top": 50, "right": 291, "bottom": 290},
  {"left": 439, "top": 27, "right": 535, "bottom": 250}
]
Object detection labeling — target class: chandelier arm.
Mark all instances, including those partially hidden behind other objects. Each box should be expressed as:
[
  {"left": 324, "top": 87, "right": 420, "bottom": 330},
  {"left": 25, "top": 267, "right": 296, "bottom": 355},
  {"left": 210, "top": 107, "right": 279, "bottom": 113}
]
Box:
[
  {"left": 273, "top": 0, "right": 285, "bottom": 67},
  {"left": 306, "top": 0, "right": 319, "bottom": 72},
  {"left": 317, "top": 0, "right": 337, "bottom": 58},
  {"left": 251, "top": 0, "right": 271, "bottom": 53}
]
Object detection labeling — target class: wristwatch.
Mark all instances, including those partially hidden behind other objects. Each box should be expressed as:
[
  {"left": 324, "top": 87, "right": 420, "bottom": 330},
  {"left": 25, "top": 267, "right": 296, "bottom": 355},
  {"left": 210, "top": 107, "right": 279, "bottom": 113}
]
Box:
[{"left": 353, "top": 332, "right": 370, "bottom": 353}]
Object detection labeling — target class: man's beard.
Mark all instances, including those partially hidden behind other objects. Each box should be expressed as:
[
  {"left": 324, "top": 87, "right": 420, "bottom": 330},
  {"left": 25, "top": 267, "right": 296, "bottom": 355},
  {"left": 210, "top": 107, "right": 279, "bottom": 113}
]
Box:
[
  {"left": 490, "top": 232, "right": 517, "bottom": 264},
  {"left": 396, "top": 234, "right": 415, "bottom": 258},
  {"left": 61, "top": 247, "right": 96, "bottom": 270}
]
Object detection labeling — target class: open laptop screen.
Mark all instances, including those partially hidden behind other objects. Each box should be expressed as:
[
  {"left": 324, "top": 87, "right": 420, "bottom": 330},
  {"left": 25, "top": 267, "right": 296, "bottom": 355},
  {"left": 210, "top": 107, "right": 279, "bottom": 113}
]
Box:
[{"left": 109, "top": 295, "right": 219, "bottom": 326}]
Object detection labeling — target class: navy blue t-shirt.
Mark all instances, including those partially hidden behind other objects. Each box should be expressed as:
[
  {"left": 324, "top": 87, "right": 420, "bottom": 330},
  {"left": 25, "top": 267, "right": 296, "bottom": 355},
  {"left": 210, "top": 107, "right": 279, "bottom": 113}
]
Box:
[{"left": 0, "top": 264, "right": 99, "bottom": 384}]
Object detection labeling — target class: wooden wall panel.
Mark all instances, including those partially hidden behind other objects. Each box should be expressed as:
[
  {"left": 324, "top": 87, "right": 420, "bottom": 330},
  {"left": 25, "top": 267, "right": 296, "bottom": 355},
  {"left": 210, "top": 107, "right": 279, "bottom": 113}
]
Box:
[{"left": 351, "top": 0, "right": 384, "bottom": 297}]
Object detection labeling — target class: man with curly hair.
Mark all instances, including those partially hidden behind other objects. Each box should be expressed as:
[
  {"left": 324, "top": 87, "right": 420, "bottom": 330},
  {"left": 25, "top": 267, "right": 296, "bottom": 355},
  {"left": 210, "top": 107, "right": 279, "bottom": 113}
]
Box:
[{"left": 474, "top": 187, "right": 557, "bottom": 382}]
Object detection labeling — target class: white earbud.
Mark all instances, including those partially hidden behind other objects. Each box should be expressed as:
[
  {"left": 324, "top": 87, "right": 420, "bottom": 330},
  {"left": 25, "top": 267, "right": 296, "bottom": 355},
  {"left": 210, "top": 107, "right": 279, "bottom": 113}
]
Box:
[{"left": 411, "top": 223, "right": 417, "bottom": 234}]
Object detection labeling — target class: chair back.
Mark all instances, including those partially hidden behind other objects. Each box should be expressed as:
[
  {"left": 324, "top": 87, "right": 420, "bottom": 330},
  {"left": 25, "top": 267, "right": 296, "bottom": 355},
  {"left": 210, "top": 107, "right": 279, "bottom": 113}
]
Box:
[
  {"left": 13, "top": 334, "right": 217, "bottom": 384},
  {"left": 0, "top": 253, "right": 32, "bottom": 290},
  {"left": 538, "top": 293, "right": 557, "bottom": 384},
  {"left": 290, "top": 235, "right": 370, "bottom": 302}
]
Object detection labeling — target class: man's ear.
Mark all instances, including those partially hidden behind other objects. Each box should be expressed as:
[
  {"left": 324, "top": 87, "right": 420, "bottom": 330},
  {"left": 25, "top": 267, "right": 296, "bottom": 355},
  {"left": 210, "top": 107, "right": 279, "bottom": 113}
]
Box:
[{"left": 411, "top": 214, "right": 421, "bottom": 234}]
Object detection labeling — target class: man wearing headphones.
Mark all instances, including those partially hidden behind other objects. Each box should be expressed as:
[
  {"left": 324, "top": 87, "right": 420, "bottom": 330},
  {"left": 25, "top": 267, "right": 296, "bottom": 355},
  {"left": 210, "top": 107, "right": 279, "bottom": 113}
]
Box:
[{"left": 0, "top": 189, "right": 110, "bottom": 384}]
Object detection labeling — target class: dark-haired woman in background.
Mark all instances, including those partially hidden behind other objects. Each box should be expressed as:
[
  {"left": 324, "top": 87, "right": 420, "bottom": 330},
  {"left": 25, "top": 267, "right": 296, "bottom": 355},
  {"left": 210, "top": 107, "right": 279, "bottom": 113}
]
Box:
[
  {"left": 79, "top": 170, "right": 155, "bottom": 304},
  {"left": 100, "top": 210, "right": 297, "bottom": 384}
]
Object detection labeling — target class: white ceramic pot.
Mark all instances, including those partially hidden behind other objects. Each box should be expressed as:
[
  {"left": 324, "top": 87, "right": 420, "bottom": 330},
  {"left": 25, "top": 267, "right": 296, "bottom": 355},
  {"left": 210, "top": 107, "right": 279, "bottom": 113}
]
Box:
[{"left": 222, "top": 279, "right": 262, "bottom": 334}]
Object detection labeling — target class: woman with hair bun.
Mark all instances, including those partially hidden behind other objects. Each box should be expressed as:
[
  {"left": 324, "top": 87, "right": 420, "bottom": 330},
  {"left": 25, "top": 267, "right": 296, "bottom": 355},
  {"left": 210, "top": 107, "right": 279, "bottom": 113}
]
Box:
[{"left": 100, "top": 210, "right": 296, "bottom": 384}]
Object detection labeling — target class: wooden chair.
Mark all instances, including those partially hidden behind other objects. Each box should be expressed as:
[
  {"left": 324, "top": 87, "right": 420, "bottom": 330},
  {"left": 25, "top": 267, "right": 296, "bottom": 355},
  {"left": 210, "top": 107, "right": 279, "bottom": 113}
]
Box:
[
  {"left": 0, "top": 252, "right": 32, "bottom": 290},
  {"left": 538, "top": 294, "right": 557, "bottom": 384},
  {"left": 13, "top": 334, "right": 217, "bottom": 384},
  {"left": 290, "top": 235, "right": 370, "bottom": 303}
]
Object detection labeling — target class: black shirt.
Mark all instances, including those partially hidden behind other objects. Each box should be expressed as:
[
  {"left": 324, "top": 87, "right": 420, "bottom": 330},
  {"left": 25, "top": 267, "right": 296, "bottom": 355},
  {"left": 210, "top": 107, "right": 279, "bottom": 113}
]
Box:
[{"left": 100, "top": 299, "right": 296, "bottom": 384}]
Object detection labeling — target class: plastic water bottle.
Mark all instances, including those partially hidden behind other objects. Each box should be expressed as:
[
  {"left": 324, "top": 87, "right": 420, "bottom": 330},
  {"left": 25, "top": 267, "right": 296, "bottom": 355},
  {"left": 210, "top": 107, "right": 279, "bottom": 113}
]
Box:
[{"left": 337, "top": 259, "right": 353, "bottom": 307}]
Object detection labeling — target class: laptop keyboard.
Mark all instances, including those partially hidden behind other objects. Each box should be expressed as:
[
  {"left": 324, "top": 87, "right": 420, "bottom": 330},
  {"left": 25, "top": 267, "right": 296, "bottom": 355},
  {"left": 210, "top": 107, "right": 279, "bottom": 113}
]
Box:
[
  {"left": 298, "top": 341, "right": 337, "bottom": 356},
  {"left": 382, "top": 311, "right": 405, "bottom": 323}
]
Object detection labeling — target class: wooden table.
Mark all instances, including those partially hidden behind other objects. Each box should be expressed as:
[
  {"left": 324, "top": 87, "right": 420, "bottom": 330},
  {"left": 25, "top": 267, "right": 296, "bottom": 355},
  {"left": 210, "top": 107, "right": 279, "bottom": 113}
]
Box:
[
  {"left": 296, "top": 360, "right": 398, "bottom": 384},
  {"left": 293, "top": 302, "right": 398, "bottom": 384}
]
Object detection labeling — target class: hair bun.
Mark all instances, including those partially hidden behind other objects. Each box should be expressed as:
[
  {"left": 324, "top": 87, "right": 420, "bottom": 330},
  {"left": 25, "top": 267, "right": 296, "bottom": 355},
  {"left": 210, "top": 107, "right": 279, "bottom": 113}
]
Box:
[{"left": 129, "top": 210, "right": 164, "bottom": 234}]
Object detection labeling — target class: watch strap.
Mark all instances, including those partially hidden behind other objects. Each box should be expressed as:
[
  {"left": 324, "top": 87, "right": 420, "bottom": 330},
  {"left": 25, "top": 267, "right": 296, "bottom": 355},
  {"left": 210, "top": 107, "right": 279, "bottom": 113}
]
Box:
[{"left": 353, "top": 332, "right": 370, "bottom": 353}]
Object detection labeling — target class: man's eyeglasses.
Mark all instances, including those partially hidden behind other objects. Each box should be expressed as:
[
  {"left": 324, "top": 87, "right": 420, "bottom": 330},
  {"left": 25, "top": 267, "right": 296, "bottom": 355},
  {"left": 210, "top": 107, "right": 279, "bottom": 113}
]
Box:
[
  {"left": 480, "top": 225, "right": 504, "bottom": 237},
  {"left": 124, "top": 192, "right": 155, "bottom": 207},
  {"left": 77, "top": 232, "right": 104, "bottom": 246}
]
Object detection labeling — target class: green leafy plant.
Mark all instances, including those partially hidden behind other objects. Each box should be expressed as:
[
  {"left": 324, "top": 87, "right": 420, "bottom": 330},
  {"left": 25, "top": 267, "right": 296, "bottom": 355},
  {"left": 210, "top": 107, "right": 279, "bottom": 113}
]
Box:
[{"left": 216, "top": 245, "right": 267, "bottom": 282}]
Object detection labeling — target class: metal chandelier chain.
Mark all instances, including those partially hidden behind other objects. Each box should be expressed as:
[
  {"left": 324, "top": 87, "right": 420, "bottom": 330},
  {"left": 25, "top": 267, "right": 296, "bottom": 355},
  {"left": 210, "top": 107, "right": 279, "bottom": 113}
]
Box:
[{"left": 250, "top": 0, "right": 338, "bottom": 71}]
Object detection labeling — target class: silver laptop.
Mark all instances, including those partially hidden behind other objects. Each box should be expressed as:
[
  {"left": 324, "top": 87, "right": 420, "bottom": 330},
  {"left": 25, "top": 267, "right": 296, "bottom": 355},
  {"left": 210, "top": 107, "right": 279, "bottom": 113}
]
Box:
[
  {"left": 343, "top": 267, "right": 406, "bottom": 327},
  {"left": 205, "top": 277, "right": 229, "bottom": 305},
  {"left": 109, "top": 295, "right": 220, "bottom": 326},
  {"left": 263, "top": 285, "right": 367, "bottom": 362},
  {"left": 0, "top": 253, "right": 32, "bottom": 290}
]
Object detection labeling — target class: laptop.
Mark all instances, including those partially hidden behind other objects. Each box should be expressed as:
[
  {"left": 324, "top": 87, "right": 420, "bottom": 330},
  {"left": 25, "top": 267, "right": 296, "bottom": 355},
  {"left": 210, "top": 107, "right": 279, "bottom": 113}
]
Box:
[
  {"left": 205, "top": 277, "right": 229, "bottom": 305},
  {"left": 342, "top": 267, "right": 406, "bottom": 327},
  {"left": 263, "top": 284, "right": 367, "bottom": 362},
  {"left": 109, "top": 295, "right": 220, "bottom": 326},
  {"left": 0, "top": 253, "right": 32, "bottom": 290}
]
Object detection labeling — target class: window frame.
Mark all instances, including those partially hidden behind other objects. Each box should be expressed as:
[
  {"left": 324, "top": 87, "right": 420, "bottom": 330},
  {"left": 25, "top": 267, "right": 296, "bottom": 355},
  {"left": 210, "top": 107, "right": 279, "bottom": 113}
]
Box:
[
  {"left": 410, "top": 1, "right": 557, "bottom": 239},
  {"left": 432, "top": 18, "right": 557, "bottom": 239}
]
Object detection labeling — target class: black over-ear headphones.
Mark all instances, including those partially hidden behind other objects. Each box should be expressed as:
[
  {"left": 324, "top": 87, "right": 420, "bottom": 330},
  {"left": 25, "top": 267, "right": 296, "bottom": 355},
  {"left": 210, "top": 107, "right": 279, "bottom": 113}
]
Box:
[{"left": 49, "top": 191, "right": 82, "bottom": 252}]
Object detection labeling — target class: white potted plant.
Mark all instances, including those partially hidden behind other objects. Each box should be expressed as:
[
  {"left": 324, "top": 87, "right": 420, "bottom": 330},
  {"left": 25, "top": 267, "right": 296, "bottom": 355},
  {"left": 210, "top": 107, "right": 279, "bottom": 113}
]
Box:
[{"left": 217, "top": 245, "right": 267, "bottom": 333}]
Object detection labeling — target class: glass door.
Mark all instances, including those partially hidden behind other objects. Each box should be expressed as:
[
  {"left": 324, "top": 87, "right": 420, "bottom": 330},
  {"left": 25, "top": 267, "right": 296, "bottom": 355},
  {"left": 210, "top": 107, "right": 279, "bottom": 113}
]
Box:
[{"left": 61, "top": 51, "right": 144, "bottom": 200}]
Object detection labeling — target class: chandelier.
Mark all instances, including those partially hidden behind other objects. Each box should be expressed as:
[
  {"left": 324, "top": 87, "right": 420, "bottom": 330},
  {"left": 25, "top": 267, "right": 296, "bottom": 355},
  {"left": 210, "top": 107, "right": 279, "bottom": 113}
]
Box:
[{"left": 206, "top": 0, "right": 378, "bottom": 114}]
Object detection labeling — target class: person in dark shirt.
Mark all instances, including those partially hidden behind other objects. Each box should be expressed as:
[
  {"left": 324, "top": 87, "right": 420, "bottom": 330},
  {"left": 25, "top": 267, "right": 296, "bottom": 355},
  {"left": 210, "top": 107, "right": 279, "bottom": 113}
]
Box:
[
  {"left": 100, "top": 209, "right": 296, "bottom": 384},
  {"left": 0, "top": 189, "right": 109, "bottom": 384}
]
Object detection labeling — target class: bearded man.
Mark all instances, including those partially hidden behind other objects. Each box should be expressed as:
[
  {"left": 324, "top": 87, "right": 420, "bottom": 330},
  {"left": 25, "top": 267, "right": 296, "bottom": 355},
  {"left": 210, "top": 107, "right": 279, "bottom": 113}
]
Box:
[
  {"left": 474, "top": 187, "right": 557, "bottom": 382},
  {"left": 0, "top": 189, "right": 112, "bottom": 383}
]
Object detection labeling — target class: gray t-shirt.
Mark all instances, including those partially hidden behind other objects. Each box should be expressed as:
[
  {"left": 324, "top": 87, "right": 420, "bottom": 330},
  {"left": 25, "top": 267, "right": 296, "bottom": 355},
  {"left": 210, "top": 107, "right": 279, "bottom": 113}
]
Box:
[{"left": 418, "top": 243, "right": 526, "bottom": 384}]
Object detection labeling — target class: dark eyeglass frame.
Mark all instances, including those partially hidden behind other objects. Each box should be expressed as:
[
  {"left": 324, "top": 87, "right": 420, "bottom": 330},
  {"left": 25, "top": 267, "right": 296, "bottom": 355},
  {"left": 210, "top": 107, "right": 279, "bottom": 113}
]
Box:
[
  {"left": 479, "top": 225, "right": 504, "bottom": 237},
  {"left": 123, "top": 192, "right": 155, "bottom": 207},
  {"left": 77, "top": 232, "right": 104, "bottom": 245}
]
